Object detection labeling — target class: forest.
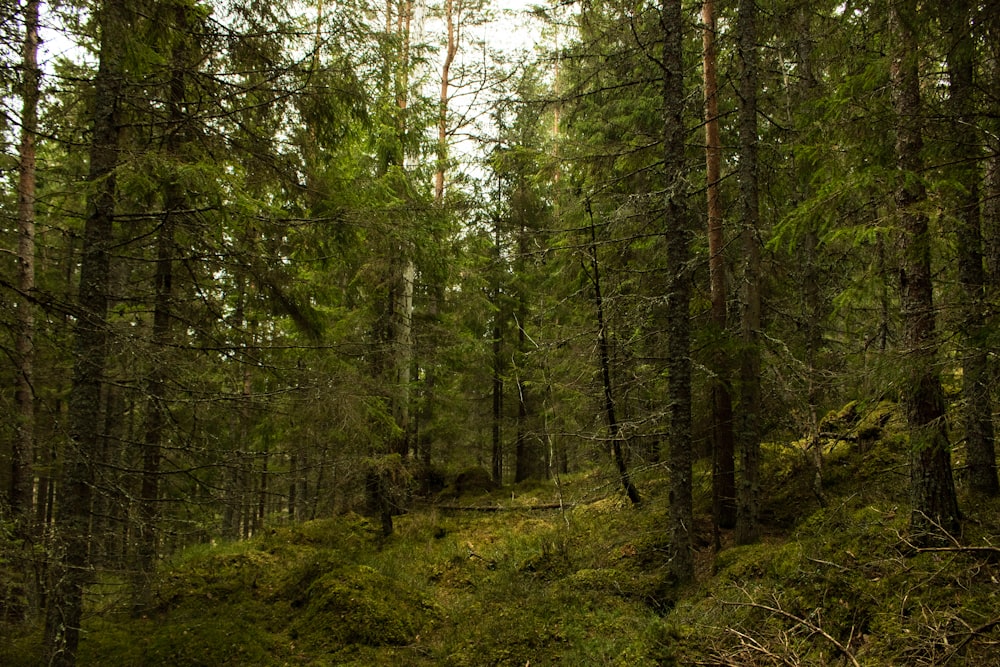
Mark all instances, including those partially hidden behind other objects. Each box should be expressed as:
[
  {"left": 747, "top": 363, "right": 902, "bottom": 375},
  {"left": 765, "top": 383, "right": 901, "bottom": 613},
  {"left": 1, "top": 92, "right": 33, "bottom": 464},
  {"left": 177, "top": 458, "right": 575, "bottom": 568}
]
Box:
[{"left": 1, "top": 0, "right": 1000, "bottom": 664}]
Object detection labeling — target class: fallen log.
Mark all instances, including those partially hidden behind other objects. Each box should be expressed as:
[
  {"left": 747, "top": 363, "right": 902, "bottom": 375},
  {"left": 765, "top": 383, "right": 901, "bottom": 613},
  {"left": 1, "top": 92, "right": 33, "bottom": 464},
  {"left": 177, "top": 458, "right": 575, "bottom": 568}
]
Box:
[{"left": 435, "top": 502, "right": 574, "bottom": 512}]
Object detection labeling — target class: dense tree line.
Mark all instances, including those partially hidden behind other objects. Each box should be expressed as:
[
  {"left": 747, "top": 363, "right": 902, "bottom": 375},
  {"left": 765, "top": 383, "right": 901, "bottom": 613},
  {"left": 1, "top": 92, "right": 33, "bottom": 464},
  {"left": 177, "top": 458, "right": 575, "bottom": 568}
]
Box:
[{"left": 0, "top": 0, "right": 997, "bottom": 662}]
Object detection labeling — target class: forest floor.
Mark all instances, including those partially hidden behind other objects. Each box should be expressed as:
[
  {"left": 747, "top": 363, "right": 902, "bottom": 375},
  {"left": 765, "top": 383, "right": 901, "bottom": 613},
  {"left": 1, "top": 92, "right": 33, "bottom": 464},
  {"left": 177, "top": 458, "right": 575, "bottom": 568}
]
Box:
[{"left": 4, "top": 402, "right": 1000, "bottom": 665}]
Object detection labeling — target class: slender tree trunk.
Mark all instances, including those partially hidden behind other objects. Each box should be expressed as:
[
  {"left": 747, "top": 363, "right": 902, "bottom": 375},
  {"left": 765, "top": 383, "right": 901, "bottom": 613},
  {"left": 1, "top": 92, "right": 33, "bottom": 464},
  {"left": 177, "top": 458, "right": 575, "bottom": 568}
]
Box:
[
  {"left": 44, "top": 0, "right": 127, "bottom": 662},
  {"left": 492, "top": 324, "right": 504, "bottom": 483},
  {"left": 132, "top": 3, "right": 191, "bottom": 611},
  {"left": 257, "top": 437, "right": 269, "bottom": 530},
  {"left": 984, "top": 0, "right": 1000, "bottom": 286},
  {"left": 391, "top": 0, "right": 415, "bottom": 453},
  {"left": 389, "top": 257, "right": 415, "bottom": 459},
  {"left": 585, "top": 202, "right": 641, "bottom": 505},
  {"left": 288, "top": 449, "right": 298, "bottom": 521},
  {"left": 365, "top": 0, "right": 418, "bottom": 537},
  {"left": 11, "top": 0, "right": 40, "bottom": 530},
  {"left": 890, "top": 0, "right": 961, "bottom": 542},
  {"left": 415, "top": 0, "right": 459, "bottom": 468},
  {"left": 985, "top": 31, "right": 1000, "bottom": 436},
  {"left": 947, "top": 0, "right": 998, "bottom": 496},
  {"left": 702, "top": 0, "right": 736, "bottom": 533},
  {"left": 788, "top": 5, "right": 827, "bottom": 502},
  {"left": 513, "top": 220, "right": 546, "bottom": 482},
  {"left": 662, "top": 0, "right": 692, "bottom": 580},
  {"left": 986, "top": 45, "right": 1000, "bottom": 332},
  {"left": 435, "top": 0, "right": 457, "bottom": 203},
  {"left": 735, "top": 0, "right": 762, "bottom": 547},
  {"left": 491, "top": 216, "right": 505, "bottom": 483}
]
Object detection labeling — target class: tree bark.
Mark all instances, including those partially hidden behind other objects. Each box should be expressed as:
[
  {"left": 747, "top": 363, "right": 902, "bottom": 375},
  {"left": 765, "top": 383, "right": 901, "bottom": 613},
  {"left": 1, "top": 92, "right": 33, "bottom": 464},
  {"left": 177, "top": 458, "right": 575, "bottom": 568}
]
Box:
[
  {"left": 133, "top": 3, "right": 190, "bottom": 613},
  {"left": 702, "top": 0, "right": 736, "bottom": 533},
  {"left": 663, "top": 0, "right": 692, "bottom": 580},
  {"left": 946, "top": 0, "right": 998, "bottom": 496},
  {"left": 514, "top": 220, "right": 546, "bottom": 482},
  {"left": 491, "top": 216, "right": 504, "bottom": 484},
  {"left": 435, "top": 0, "right": 457, "bottom": 203},
  {"left": 735, "top": 0, "right": 762, "bottom": 547},
  {"left": 890, "top": 0, "right": 961, "bottom": 541},
  {"left": 585, "top": 202, "right": 641, "bottom": 505},
  {"left": 11, "top": 0, "right": 40, "bottom": 528},
  {"left": 44, "top": 0, "right": 127, "bottom": 662}
]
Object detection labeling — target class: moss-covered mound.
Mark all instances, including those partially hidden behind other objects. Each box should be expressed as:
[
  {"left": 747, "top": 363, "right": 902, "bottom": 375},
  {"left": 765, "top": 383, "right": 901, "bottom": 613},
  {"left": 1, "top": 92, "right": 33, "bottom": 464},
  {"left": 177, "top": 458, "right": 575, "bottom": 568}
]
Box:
[
  {"left": 76, "top": 515, "right": 437, "bottom": 666},
  {"left": 669, "top": 496, "right": 1000, "bottom": 665},
  {"left": 6, "top": 418, "right": 1000, "bottom": 666}
]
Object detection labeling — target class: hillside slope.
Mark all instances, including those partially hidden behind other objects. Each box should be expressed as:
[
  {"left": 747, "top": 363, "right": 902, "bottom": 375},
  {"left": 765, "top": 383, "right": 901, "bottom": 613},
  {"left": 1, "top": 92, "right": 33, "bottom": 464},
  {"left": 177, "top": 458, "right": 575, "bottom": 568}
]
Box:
[{"left": 4, "top": 412, "right": 1000, "bottom": 665}]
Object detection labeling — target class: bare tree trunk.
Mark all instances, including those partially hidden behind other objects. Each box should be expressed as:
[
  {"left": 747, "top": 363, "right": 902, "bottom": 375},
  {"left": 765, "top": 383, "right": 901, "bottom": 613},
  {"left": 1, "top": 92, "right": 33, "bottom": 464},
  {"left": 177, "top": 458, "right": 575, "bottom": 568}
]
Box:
[
  {"left": 890, "top": 0, "right": 961, "bottom": 542},
  {"left": 585, "top": 202, "right": 641, "bottom": 505},
  {"left": 44, "top": 0, "right": 127, "bottom": 662},
  {"left": 435, "top": 0, "right": 457, "bottom": 203}
]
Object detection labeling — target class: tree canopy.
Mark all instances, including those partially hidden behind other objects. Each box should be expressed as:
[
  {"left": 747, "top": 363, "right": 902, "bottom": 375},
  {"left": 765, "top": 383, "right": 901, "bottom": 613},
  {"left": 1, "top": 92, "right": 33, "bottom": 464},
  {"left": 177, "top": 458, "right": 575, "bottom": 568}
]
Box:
[{"left": 1, "top": 0, "right": 998, "bottom": 662}]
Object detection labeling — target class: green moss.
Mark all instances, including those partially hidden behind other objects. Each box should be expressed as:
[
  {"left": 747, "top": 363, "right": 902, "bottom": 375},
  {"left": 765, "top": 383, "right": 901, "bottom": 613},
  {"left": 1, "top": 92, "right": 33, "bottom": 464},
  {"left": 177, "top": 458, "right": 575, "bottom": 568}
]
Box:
[
  {"left": 28, "top": 436, "right": 1000, "bottom": 667},
  {"left": 81, "top": 612, "right": 284, "bottom": 666},
  {"left": 290, "top": 563, "right": 433, "bottom": 649}
]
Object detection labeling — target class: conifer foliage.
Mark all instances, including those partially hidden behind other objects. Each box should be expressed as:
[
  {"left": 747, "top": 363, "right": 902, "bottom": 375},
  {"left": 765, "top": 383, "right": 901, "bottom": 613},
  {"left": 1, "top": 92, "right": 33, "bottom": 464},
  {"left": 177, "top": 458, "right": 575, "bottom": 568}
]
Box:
[{"left": 0, "top": 0, "right": 997, "bottom": 662}]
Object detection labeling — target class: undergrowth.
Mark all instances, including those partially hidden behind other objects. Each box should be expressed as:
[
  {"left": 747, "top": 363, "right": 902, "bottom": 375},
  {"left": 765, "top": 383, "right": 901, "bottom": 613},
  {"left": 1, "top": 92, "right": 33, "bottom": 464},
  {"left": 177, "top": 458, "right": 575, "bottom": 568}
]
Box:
[{"left": 3, "top": 414, "right": 1000, "bottom": 665}]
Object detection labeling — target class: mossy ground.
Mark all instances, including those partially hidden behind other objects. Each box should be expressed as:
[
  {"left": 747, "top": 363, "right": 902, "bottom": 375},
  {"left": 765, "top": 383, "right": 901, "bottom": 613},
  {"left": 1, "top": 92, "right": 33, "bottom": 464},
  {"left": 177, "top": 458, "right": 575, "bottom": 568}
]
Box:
[{"left": 4, "top": 411, "right": 1000, "bottom": 665}]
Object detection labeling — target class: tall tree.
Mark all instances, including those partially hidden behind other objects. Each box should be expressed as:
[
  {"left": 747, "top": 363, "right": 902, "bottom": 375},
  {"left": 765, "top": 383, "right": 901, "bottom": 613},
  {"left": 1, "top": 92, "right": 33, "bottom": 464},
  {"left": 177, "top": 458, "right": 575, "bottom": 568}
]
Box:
[
  {"left": 10, "top": 0, "right": 40, "bottom": 527},
  {"left": 889, "top": 0, "right": 960, "bottom": 541},
  {"left": 663, "top": 0, "right": 692, "bottom": 580},
  {"left": 491, "top": 212, "right": 505, "bottom": 483},
  {"left": 44, "top": 0, "right": 129, "bottom": 662},
  {"left": 944, "top": 0, "right": 998, "bottom": 496},
  {"left": 735, "top": 0, "right": 762, "bottom": 546},
  {"left": 585, "top": 200, "right": 641, "bottom": 504},
  {"left": 985, "top": 15, "right": 1000, "bottom": 288},
  {"left": 132, "top": 0, "right": 198, "bottom": 613},
  {"left": 701, "top": 0, "right": 736, "bottom": 532}
]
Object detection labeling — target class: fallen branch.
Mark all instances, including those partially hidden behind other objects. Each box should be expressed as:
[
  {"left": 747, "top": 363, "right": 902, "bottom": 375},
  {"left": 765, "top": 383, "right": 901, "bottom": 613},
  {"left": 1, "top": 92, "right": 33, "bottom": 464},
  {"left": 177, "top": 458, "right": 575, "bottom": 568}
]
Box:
[
  {"left": 942, "top": 614, "right": 1000, "bottom": 665},
  {"left": 722, "top": 595, "right": 861, "bottom": 667},
  {"left": 915, "top": 545, "right": 1000, "bottom": 557},
  {"left": 436, "top": 502, "right": 575, "bottom": 512}
]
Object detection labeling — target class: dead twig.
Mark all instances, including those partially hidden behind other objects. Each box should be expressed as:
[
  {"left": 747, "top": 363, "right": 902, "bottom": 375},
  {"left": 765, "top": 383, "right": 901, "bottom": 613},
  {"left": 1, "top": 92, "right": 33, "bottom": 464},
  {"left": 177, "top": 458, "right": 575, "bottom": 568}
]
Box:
[
  {"left": 941, "top": 614, "right": 1000, "bottom": 665},
  {"left": 722, "top": 591, "right": 861, "bottom": 667},
  {"left": 437, "top": 502, "right": 575, "bottom": 512}
]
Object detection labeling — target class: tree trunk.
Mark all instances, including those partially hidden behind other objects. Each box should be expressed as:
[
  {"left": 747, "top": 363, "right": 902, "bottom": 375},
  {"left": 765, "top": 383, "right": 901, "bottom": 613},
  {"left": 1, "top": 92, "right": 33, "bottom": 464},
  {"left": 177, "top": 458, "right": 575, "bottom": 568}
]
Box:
[
  {"left": 585, "top": 202, "right": 641, "bottom": 505},
  {"left": 513, "top": 215, "right": 546, "bottom": 483},
  {"left": 735, "top": 0, "right": 762, "bottom": 547},
  {"left": 702, "top": 0, "right": 736, "bottom": 533},
  {"left": 133, "top": 2, "right": 192, "bottom": 612},
  {"left": 492, "top": 303, "right": 504, "bottom": 484},
  {"left": 947, "top": 0, "right": 998, "bottom": 496},
  {"left": 44, "top": 0, "right": 127, "bottom": 662},
  {"left": 890, "top": 0, "right": 961, "bottom": 542},
  {"left": 435, "top": 0, "right": 457, "bottom": 203},
  {"left": 662, "top": 0, "right": 692, "bottom": 581},
  {"left": 388, "top": 256, "right": 415, "bottom": 459},
  {"left": 11, "top": 0, "right": 40, "bottom": 531}
]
